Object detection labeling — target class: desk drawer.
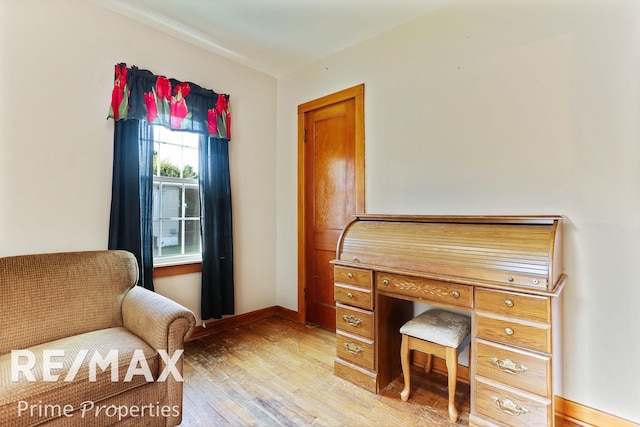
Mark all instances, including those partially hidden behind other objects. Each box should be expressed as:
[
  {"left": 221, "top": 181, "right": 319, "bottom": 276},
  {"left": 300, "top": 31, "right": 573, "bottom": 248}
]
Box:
[
  {"left": 475, "top": 380, "right": 551, "bottom": 427},
  {"left": 376, "top": 273, "right": 472, "bottom": 309},
  {"left": 336, "top": 303, "right": 374, "bottom": 339},
  {"left": 476, "top": 288, "right": 550, "bottom": 323},
  {"left": 336, "top": 331, "right": 374, "bottom": 370},
  {"left": 476, "top": 315, "right": 550, "bottom": 353},
  {"left": 335, "top": 284, "right": 373, "bottom": 310},
  {"left": 334, "top": 358, "right": 377, "bottom": 394},
  {"left": 476, "top": 339, "right": 550, "bottom": 397},
  {"left": 334, "top": 266, "right": 373, "bottom": 289}
]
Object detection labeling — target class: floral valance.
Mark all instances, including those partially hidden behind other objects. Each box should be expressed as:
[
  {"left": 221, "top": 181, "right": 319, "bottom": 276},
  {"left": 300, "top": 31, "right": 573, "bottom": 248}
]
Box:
[{"left": 108, "top": 63, "right": 231, "bottom": 140}]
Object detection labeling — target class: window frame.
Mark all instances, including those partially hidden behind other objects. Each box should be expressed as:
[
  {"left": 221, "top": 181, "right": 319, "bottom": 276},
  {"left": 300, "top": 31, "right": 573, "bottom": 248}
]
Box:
[{"left": 151, "top": 126, "right": 202, "bottom": 267}]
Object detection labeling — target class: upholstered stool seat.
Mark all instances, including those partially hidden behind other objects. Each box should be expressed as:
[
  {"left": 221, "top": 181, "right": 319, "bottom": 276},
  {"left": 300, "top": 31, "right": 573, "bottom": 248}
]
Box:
[{"left": 400, "top": 309, "right": 471, "bottom": 422}]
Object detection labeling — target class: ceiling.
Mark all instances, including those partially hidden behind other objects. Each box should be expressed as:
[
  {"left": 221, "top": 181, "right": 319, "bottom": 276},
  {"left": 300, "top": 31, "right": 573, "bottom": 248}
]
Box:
[{"left": 92, "top": 0, "right": 447, "bottom": 77}]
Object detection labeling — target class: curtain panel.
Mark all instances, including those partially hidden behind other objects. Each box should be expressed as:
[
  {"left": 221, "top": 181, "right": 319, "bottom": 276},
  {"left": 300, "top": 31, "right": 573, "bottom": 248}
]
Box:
[
  {"left": 107, "top": 63, "right": 234, "bottom": 319},
  {"left": 108, "top": 119, "right": 154, "bottom": 290},
  {"left": 199, "top": 135, "right": 234, "bottom": 319}
]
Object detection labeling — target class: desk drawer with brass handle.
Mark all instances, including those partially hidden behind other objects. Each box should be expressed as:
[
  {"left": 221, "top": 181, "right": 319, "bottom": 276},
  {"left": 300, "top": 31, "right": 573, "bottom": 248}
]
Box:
[
  {"left": 475, "top": 380, "right": 551, "bottom": 427},
  {"left": 336, "top": 303, "right": 374, "bottom": 339},
  {"left": 476, "top": 315, "right": 550, "bottom": 353},
  {"left": 475, "top": 339, "right": 550, "bottom": 397},
  {"left": 335, "top": 284, "right": 373, "bottom": 310},
  {"left": 336, "top": 330, "right": 374, "bottom": 370},
  {"left": 376, "top": 272, "right": 472, "bottom": 309},
  {"left": 476, "top": 288, "right": 549, "bottom": 323}
]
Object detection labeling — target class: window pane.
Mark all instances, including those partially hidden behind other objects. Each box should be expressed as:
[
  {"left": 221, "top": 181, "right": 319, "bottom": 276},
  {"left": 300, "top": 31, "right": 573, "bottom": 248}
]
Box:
[
  {"left": 184, "top": 186, "right": 200, "bottom": 217},
  {"left": 185, "top": 219, "right": 201, "bottom": 255},
  {"left": 155, "top": 125, "right": 171, "bottom": 142},
  {"left": 183, "top": 147, "right": 199, "bottom": 179},
  {"left": 160, "top": 184, "right": 182, "bottom": 219},
  {"left": 159, "top": 144, "right": 182, "bottom": 177},
  {"left": 182, "top": 132, "right": 199, "bottom": 149},
  {"left": 157, "top": 219, "right": 181, "bottom": 254}
]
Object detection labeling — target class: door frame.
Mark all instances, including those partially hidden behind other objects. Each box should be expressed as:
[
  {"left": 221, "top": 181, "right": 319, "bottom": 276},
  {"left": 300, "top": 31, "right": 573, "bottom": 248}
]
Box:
[{"left": 297, "top": 84, "right": 366, "bottom": 324}]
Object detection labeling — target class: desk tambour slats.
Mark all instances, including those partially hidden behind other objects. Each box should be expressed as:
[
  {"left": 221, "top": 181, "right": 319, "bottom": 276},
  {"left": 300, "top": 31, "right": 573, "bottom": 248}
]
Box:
[
  {"left": 338, "top": 219, "right": 561, "bottom": 291},
  {"left": 331, "top": 215, "right": 566, "bottom": 427}
]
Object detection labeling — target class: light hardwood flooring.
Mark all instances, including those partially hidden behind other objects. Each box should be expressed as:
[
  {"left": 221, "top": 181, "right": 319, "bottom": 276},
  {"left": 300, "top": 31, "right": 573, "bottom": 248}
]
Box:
[{"left": 180, "top": 316, "right": 578, "bottom": 426}]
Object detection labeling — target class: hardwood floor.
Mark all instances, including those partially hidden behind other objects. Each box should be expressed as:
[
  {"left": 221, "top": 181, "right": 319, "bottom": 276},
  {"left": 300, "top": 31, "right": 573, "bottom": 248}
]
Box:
[{"left": 180, "top": 316, "right": 578, "bottom": 426}]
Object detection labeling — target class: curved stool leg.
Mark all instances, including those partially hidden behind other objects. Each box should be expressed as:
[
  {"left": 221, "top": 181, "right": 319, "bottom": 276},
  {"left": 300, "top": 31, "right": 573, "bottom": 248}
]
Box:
[
  {"left": 445, "top": 346, "right": 459, "bottom": 423},
  {"left": 424, "top": 353, "right": 433, "bottom": 374},
  {"left": 400, "top": 334, "right": 411, "bottom": 402}
]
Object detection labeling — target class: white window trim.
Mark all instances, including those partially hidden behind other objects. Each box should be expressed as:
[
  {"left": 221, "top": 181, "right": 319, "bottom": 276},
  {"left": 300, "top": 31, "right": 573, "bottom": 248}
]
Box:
[
  {"left": 154, "top": 253, "right": 202, "bottom": 267},
  {"left": 152, "top": 126, "right": 202, "bottom": 267}
]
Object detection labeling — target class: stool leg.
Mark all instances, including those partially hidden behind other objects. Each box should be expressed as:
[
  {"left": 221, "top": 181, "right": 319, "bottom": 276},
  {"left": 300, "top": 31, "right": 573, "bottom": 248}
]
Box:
[
  {"left": 445, "top": 346, "right": 459, "bottom": 423},
  {"left": 424, "top": 354, "right": 433, "bottom": 374},
  {"left": 400, "top": 334, "right": 411, "bottom": 402}
]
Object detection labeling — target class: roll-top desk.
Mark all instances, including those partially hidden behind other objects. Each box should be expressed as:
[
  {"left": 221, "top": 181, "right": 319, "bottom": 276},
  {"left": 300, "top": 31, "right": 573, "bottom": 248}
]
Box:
[{"left": 331, "top": 215, "right": 566, "bottom": 427}]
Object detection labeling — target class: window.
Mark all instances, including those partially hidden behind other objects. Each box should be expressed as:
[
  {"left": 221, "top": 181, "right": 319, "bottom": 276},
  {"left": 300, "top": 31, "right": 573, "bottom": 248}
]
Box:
[{"left": 152, "top": 125, "right": 201, "bottom": 265}]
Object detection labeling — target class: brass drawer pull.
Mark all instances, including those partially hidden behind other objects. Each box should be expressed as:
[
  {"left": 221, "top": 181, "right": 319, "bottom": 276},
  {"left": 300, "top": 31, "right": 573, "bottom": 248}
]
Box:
[
  {"left": 504, "top": 327, "right": 514, "bottom": 336},
  {"left": 507, "top": 277, "right": 514, "bottom": 282},
  {"left": 344, "top": 343, "right": 363, "bottom": 355},
  {"left": 347, "top": 272, "right": 353, "bottom": 278},
  {"left": 347, "top": 292, "right": 353, "bottom": 298},
  {"left": 504, "top": 299, "right": 514, "bottom": 307},
  {"left": 342, "top": 314, "right": 362, "bottom": 327},
  {"left": 491, "top": 396, "right": 529, "bottom": 416},
  {"left": 382, "top": 279, "right": 389, "bottom": 285},
  {"left": 451, "top": 291, "right": 460, "bottom": 298},
  {"left": 489, "top": 357, "right": 528, "bottom": 374}
]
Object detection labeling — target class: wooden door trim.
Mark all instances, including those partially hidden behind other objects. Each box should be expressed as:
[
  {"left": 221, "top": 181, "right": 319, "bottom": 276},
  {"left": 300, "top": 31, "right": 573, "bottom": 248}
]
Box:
[{"left": 297, "top": 84, "right": 365, "bottom": 324}]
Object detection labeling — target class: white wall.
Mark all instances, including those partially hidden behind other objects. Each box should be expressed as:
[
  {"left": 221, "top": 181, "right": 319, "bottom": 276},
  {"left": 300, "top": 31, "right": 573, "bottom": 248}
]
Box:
[
  {"left": 277, "top": 0, "right": 640, "bottom": 423},
  {"left": 0, "top": 0, "right": 278, "bottom": 321}
]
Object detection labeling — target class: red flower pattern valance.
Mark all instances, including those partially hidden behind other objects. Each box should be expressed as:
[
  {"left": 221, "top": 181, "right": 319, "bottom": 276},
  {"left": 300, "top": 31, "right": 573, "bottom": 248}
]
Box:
[{"left": 108, "top": 64, "right": 231, "bottom": 140}]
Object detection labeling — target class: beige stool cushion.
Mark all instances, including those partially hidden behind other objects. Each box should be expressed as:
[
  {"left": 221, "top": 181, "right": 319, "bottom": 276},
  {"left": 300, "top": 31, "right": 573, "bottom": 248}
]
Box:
[{"left": 400, "top": 309, "right": 471, "bottom": 348}]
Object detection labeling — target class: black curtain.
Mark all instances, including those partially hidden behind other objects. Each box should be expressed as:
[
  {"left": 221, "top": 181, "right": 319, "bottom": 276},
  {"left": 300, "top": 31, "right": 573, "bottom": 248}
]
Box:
[
  {"left": 108, "top": 119, "right": 154, "bottom": 290},
  {"left": 108, "top": 63, "right": 234, "bottom": 315},
  {"left": 199, "top": 135, "right": 234, "bottom": 319}
]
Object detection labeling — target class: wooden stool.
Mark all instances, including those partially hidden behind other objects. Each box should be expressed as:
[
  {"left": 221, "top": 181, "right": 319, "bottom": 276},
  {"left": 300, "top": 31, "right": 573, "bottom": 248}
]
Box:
[{"left": 400, "top": 308, "right": 471, "bottom": 423}]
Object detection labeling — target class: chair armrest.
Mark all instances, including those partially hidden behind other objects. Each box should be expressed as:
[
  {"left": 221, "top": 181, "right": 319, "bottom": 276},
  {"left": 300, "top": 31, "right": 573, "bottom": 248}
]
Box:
[{"left": 122, "top": 286, "right": 196, "bottom": 352}]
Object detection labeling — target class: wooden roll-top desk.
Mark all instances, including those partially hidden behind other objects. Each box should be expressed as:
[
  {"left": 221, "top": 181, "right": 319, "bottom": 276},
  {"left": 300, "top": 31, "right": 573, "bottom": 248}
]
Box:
[{"left": 331, "top": 215, "right": 566, "bottom": 427}]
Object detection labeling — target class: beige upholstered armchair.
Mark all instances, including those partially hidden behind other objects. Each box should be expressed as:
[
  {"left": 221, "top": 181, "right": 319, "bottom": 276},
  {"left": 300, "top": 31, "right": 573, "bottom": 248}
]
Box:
[{"left": 0, "top": 250, "right": 196, "bottom": 426}]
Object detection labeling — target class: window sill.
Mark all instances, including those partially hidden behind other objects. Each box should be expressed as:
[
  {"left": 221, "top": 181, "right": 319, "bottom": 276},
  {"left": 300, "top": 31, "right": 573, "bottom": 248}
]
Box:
[
  {"left": 154, "top": 261, "right": 202, "bottom": 278},
  {"left": 154, "top": 253, "right": 202, "bottom": 267}
]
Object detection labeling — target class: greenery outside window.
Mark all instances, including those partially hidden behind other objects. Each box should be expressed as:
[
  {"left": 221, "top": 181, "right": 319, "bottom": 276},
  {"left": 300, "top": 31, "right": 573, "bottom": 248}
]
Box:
[{"left": 152, "top": 125, "right": 201, "bottom": 266}]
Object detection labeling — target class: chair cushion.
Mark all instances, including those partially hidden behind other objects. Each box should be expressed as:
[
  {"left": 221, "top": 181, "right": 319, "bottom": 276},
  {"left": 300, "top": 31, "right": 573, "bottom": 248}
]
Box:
[
  {"left": 400, "top": 309, "right": 471, "bottom": 348},
  {"left": 0, "top": 327, "right": 158, "bottom": 425}
]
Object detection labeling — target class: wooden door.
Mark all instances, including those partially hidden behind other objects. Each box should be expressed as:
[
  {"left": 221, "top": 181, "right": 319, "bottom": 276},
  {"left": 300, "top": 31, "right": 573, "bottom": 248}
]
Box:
[{"left": 298, "top": 85, "right": 365, "bottom": 330}]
